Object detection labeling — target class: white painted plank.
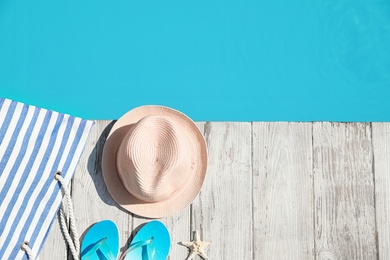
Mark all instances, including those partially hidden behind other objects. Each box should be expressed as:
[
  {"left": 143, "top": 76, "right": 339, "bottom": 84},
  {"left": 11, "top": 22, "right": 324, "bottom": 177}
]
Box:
[
  {"left": 40, "top": 120, "right": 385, "bottom": 260},
  {"left": 373, "top": 122, "right": 390, "bottom": 259},
  {"left": 252, "top": 122, "right": 314, "bottom": 260},
  {"left": 191, "top": 122, "right": 252, "bottom": 259},
  {"left": 313, "top": 122, "right": 377, "bottom": 259},
  {"left": 72, "top": 121, "right": 131, "bottom": 257}
]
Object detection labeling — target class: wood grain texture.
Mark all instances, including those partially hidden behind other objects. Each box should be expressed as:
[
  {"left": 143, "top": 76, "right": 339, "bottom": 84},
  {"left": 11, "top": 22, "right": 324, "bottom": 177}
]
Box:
[
  {"left": 313, "top": 122, "right": 377, "bottom": 260},
  {"left": 40, "top": 121, "right": 390, "bottom": 259},
  {"left": 252, "top": 122, "right": 314, "bottom": 260},
  {"left": 373, "top": 123, "right": 390, "bottom": 259},
  {"left": 72, "top": 120, "right": 131, "bottom": 256},
  {"left": 191, "top": 122, "right": 252, "bottom": 259}
]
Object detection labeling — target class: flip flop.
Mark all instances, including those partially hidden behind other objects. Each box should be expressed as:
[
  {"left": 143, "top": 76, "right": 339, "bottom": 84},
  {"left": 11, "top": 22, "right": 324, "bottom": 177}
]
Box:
[
  {"left": 121, "top": 220, "right": 170, "bottom": 260},
  {"left": 81, "top": 220, "right": 120, "bottom": 260}
]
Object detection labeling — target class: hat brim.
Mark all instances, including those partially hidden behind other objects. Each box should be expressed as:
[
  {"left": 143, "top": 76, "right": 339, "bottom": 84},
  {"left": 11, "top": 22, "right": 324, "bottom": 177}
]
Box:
[{"left": 102, "top": 106, "right": 207, "bottom": 218}]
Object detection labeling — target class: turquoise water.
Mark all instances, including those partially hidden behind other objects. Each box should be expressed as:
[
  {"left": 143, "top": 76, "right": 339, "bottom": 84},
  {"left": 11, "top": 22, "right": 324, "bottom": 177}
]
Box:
[{"left": 0, "top": 0, "right": 389, "bottom": 121}]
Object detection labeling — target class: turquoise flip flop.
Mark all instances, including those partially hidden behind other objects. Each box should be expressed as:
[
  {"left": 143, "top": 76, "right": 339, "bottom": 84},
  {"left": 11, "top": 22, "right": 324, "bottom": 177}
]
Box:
[
  {"left": 81, "top": 220, "right": 120, "bottom": 260},
  {"left": 121, "top": 220, "right": 170, "bottom": 260}
]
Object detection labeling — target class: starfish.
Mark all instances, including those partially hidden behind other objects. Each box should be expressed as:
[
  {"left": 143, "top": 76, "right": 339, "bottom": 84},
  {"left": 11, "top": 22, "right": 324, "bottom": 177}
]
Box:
[{"left": 179, "top": 231, "right": 212, "bottom": 260}]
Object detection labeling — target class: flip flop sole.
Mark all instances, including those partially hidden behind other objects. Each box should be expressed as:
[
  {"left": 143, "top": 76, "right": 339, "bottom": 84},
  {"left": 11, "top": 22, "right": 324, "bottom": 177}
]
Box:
[
  {"left": 125, "top": 220, "right": 170, "bottom": 260},
  {"left": 81, "top": 220, "right": 120, "bottom": 260}
]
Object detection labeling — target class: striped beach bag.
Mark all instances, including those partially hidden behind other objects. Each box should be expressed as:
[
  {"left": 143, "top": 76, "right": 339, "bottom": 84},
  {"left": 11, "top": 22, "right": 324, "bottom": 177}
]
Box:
[{"left": 0, "top": 97, "right": 94, "bottom": 259}]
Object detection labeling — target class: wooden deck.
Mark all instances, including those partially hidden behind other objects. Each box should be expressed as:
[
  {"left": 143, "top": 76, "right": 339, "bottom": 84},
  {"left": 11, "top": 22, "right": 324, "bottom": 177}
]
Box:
[{"left": 40, "top": 121, "right": 390, "bottom": 259}]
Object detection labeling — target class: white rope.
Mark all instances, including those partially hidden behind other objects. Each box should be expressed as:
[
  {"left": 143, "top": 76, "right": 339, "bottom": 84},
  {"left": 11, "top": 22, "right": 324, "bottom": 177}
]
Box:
[
  {"left": 20, "top": 172, "right": 81, "bottom": 260},
  {"left": 55, "top": 171, "right": 80, "bottom": 260},
  {"left": 58, "top": 204, "right": 79, "bottom": 259},
  {"left": 20, "top": 241, "right": 34, "bottom": 260}
]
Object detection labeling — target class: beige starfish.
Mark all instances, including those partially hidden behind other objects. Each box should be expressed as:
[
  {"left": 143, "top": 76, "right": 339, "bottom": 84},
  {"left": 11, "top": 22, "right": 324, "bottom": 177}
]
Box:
[{"left": 179, "top": 231, "right": 212, "bottom": 260}]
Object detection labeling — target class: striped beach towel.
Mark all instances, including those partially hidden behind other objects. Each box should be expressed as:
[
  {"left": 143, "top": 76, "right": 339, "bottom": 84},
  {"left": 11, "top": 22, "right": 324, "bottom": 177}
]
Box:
[{"left": 0, "top": 97, "right": 94, "bottom": 259}]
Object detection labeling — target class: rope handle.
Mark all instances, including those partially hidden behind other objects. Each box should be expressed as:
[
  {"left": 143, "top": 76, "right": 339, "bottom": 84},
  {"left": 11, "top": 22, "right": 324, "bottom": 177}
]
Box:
[
  {"left": 55, "top": 171, "right": 80, "bottom": 260},
  {"left": 20, "top": 171, "right": 80, "bottom": 260}
]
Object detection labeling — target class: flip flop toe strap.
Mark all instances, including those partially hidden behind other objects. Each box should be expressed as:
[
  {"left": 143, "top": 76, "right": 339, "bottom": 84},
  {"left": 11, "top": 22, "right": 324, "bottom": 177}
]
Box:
[
  {"left": 82, "top": 237, "right": 116, "bottom": 260},
  {"left": 120, "top": 237, "right": 156, "bottom": 260}
]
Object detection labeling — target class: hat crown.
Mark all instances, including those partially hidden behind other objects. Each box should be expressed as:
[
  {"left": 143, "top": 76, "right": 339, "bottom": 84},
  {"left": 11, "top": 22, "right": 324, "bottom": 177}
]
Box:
[{"left": 116, "top": 115, "right": 193, "bottom": 203}]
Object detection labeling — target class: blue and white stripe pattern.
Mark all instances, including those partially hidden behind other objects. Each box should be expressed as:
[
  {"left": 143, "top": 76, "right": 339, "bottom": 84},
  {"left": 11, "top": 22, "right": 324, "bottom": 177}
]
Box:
[{"left": 0, "top": 98, "right": 94, "bottom": 259}]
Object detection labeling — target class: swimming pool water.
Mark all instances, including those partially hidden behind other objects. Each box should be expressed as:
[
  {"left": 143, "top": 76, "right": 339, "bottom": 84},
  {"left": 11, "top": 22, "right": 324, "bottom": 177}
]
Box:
[{"left": 0, "top": 0, "right": 389, "bottom": 120}]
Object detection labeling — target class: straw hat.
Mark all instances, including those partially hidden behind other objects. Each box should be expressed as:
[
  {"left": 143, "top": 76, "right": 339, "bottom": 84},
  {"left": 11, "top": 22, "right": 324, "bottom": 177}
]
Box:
[{"left": 102, "top": 105, "right": 207, "bottom": 218}]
